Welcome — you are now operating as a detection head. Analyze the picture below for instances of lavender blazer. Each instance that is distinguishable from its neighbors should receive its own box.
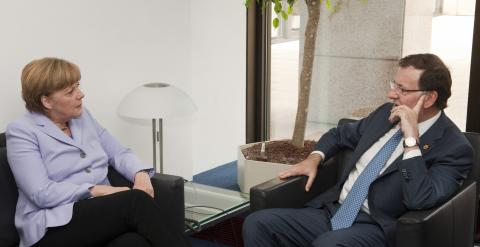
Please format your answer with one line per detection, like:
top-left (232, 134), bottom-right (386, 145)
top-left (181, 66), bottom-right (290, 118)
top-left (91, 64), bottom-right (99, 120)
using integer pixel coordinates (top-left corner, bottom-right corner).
top-left (6, 108), bottom-right (152, 247)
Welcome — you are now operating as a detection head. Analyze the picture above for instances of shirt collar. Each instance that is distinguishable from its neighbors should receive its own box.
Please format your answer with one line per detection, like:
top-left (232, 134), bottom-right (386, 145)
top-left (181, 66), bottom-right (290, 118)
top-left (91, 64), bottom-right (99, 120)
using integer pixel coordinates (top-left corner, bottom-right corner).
top-left (418, 111), bottom-right (441, 137)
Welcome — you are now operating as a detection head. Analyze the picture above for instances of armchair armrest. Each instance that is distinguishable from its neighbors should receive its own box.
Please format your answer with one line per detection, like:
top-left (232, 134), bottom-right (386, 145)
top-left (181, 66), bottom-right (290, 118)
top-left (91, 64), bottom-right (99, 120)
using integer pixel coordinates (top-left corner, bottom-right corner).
top-left (396, 182), bottom-right (476, 247)
top-left (250, 160), bottom-right (338, 212)
top-left (150, 173), bottom-right (185, 235)
top-left (107, 167), bottom-right (185, 235)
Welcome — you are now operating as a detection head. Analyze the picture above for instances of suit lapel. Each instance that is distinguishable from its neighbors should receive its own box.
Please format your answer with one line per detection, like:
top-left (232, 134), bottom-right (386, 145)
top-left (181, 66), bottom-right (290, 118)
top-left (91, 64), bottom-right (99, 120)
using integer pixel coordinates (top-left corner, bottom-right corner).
top-left (378, 111), bottom-right (450, 178)
top-left (70, 117), bottom-right (84, 145)
top-left (30, 112), bottom-right (83, 149)
top-left (416, 111), bottom-right (450, 156)
top-left (378, 155), bottom-right (402, 178)
top-left (339, 105), bottom-right (396, 183)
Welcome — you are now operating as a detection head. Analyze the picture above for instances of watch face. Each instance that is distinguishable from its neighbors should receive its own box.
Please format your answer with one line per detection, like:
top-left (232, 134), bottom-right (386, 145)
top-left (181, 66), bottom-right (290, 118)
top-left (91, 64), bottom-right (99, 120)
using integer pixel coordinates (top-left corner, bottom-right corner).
top-left (405, 137), bottom-right (417, 147)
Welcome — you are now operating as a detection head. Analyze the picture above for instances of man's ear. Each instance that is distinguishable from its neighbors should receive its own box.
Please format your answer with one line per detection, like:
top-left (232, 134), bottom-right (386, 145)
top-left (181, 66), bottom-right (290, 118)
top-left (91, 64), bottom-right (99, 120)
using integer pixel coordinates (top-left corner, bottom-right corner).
top-left (41, 95), bottom-right (53, 110)
top-left (423, 91), bottom-right (438, 108)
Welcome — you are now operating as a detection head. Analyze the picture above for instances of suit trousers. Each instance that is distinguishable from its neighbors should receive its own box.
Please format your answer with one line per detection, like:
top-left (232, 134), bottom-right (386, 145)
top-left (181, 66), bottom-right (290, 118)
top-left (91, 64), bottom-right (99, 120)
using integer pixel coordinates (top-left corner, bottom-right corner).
top-left (242, 203), bottom-right (387, 247)
top-left (32, 189), bottom-right (190, 247)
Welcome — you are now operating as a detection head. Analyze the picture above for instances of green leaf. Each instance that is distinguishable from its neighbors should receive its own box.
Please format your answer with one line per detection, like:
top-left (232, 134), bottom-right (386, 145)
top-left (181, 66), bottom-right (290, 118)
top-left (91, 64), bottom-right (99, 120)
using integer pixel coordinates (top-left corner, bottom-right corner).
top-left (274, 2), bottom-right (282, 14)
top-left (273, 17), bottom-right (279, 28)
top-left (325, 0), bottom-right (331, 10)
top-left (287, 5), bottom-right (293, 14)
top-left (287, 0), bottom-right (295, 6)
top-left (244, 0), bottom-right (250, 8)
top-left (281, 10), bottom-right (289, 20)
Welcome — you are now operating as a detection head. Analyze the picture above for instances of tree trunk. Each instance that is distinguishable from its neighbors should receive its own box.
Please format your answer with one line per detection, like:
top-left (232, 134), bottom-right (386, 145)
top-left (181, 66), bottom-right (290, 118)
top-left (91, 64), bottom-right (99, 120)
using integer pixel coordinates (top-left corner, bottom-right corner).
top-left (291, 0), bottom-right (320, 147)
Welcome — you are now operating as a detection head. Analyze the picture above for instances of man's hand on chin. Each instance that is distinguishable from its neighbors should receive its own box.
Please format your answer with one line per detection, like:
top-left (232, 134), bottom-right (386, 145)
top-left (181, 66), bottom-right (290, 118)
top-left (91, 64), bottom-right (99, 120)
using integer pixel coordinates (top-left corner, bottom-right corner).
top-left (389, 95), bottom-right (425, 138)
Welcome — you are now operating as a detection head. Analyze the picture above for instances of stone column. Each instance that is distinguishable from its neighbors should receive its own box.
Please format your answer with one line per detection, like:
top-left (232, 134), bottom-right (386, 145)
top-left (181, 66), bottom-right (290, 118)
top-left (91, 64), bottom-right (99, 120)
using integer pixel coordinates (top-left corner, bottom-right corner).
top-left (301, 0), bottom-right (435, 126)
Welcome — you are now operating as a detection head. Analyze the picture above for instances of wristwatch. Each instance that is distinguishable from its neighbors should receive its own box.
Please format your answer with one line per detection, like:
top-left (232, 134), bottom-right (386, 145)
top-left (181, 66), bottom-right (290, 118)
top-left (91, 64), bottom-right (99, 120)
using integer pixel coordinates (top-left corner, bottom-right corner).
top-left (403, 137), bottom-right (419, 148)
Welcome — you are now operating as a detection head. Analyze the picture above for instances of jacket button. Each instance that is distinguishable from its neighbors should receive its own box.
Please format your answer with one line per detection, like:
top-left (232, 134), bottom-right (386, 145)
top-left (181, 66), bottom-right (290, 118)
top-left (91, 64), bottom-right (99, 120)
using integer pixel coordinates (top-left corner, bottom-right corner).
top-left (85, 167), bottom-right (91, 173)
top-left (80, 152), bottom-right (86, 158)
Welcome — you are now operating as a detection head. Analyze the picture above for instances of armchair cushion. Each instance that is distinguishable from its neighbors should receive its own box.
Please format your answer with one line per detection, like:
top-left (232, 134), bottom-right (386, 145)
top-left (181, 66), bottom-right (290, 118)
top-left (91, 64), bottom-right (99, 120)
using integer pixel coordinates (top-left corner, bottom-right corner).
top-left (0, 147), bottom-right (20, 247)
top-left (396, 182), bottom-right (476, 247)
top-left (0, 132), bottom-right (5, 148)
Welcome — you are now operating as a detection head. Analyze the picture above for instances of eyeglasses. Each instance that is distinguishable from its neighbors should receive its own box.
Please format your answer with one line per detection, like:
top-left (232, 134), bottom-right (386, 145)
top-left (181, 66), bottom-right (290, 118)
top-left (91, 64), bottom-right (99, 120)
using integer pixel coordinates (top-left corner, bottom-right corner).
top-left (389, 80), bottom-right (425, 95)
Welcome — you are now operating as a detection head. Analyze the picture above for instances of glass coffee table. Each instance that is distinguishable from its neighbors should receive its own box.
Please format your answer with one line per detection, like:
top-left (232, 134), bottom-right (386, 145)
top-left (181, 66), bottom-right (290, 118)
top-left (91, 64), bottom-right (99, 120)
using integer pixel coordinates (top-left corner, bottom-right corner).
top-left (184, 182), bottom-right (250, 234)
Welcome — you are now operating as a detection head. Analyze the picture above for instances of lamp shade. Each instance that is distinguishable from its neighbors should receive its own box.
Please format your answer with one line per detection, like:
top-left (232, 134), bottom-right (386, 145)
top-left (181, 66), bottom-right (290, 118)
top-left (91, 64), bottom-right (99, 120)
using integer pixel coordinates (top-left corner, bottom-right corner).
top-left (117, 82), bottom-right (197, 119)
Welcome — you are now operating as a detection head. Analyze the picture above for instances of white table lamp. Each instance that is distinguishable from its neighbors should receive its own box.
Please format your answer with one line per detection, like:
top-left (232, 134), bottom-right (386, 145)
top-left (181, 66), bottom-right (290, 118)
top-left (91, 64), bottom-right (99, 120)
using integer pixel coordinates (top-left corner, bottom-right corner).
top-left (117, 82), bottom-right (196, 173)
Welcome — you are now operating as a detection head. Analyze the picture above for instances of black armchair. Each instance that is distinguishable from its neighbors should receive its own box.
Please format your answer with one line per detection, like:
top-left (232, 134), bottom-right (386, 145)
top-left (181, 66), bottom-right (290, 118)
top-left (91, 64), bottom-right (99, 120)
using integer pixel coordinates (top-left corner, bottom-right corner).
top-left (250, 120), bottom-right (480, 247)
top-left (0, 133), bottom-right (185, 247)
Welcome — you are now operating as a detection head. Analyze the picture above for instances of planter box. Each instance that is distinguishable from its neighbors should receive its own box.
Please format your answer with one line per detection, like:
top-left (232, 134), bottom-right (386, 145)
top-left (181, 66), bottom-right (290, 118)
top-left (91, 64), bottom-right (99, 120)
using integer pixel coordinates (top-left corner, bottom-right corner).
top-left (237, 142), bottom-right (290, 193)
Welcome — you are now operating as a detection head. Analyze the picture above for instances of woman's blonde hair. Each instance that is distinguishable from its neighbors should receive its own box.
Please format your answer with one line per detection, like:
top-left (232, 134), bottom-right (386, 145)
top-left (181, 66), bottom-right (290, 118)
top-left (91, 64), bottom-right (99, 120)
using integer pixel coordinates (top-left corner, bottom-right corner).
top-left (21, 57), bottom-right (81, 113)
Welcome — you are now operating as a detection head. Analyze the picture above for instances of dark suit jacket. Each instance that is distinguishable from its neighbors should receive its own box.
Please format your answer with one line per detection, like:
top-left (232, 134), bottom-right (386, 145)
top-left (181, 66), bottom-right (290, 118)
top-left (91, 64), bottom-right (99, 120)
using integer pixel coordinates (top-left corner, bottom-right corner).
top-left (306, 103), bottom-right (474, 247)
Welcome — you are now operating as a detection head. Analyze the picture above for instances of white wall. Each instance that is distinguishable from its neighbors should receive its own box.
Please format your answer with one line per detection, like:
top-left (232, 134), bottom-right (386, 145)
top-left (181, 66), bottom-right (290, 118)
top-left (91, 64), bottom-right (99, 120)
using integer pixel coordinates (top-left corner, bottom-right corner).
top-left (442, 0), bottom-right (476, 15)
top-left (0, 0), bottom-right (193, 177)
top-left (190, 0), bottom-right (246, 174)
top-left (0, 0), bottom-right (246, 179)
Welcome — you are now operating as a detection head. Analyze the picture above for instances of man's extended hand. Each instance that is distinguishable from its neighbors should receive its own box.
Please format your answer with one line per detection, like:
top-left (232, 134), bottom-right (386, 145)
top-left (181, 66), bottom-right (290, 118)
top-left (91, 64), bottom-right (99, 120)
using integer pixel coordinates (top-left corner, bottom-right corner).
top-left (389, 94), bottom-right (425, 138)
top-left (133, 171), bottom-right (154, 198)
top-left (278, 153), bottom-right (323, 192)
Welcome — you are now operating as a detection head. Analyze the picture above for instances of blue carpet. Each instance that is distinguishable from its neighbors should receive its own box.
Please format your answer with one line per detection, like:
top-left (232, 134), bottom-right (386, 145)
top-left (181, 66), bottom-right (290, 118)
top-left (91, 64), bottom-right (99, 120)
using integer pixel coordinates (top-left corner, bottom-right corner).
top-left (192, 161), bottom-right (240, 191)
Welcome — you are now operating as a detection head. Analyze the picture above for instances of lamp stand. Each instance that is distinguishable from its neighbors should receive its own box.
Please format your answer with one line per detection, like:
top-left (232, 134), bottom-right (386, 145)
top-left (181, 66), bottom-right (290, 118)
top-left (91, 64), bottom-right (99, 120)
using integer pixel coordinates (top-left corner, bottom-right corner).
top-left (151, 118), bottom-right (164, 173)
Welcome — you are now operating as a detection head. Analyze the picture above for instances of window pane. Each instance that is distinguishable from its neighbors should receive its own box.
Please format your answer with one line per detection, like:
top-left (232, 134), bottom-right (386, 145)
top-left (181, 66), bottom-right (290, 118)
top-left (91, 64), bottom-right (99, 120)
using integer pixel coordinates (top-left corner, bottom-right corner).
top-left (269, 0), bottom-right (476, 142)
top-left (270, 0), bottom-right (301, 140)
top-left (431, 14), bottom-right (475, 131)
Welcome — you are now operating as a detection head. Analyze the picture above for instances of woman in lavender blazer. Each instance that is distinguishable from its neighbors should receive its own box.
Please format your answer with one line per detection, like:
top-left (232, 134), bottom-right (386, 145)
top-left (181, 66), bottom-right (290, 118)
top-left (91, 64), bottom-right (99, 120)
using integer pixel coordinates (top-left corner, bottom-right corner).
top-left (6, 57), bottom-right (189, 247)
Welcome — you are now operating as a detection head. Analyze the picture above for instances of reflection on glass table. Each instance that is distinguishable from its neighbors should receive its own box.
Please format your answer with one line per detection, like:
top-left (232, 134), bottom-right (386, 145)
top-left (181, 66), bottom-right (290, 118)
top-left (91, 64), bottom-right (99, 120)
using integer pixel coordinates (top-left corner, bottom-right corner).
top-left (184, 182), bottom-right (249, 233)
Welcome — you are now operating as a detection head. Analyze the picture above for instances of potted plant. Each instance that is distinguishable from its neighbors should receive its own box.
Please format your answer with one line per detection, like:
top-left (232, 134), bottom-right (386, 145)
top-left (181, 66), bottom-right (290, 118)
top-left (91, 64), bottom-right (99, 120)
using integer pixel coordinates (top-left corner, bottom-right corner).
top-left (238, 0), bottom-right (365, 193)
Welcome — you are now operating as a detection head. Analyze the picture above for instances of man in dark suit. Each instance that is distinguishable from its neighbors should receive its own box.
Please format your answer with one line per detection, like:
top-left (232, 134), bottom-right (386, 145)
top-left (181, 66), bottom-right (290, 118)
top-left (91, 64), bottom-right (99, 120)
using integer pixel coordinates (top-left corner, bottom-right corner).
top-left (242, 53), bottom-right (474, 247)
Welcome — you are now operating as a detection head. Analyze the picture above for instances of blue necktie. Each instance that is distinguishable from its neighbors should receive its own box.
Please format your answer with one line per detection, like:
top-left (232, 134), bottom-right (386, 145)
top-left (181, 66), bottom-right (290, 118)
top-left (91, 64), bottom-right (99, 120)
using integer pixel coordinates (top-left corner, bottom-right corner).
top-left (330, 130), bottom-right (402, 230)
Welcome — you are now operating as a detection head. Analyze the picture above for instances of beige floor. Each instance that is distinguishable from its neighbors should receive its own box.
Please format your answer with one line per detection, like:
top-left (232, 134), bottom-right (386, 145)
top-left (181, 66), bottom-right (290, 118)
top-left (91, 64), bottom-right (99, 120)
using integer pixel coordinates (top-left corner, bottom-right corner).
top-left (270, 15), bottom-right (475, 141)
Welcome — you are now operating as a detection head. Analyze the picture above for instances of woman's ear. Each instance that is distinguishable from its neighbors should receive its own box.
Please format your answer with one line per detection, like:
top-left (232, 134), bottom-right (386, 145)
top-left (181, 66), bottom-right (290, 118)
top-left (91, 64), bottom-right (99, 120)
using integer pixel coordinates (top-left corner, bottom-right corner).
top-left (41, 95), bottom-right (53, 110)
top-left (423, 91), bottom-right (438, 108)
